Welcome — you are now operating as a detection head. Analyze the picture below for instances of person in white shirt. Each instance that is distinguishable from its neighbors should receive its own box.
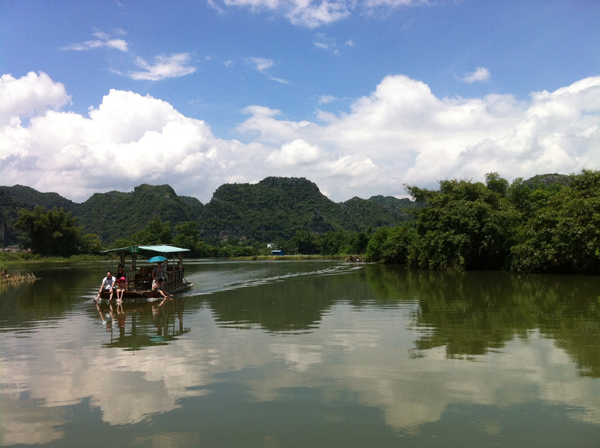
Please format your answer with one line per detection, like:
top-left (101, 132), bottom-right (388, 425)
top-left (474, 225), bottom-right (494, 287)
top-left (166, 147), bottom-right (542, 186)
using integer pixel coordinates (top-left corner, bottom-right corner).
top-left (95, 271), bottom-right (115, 301)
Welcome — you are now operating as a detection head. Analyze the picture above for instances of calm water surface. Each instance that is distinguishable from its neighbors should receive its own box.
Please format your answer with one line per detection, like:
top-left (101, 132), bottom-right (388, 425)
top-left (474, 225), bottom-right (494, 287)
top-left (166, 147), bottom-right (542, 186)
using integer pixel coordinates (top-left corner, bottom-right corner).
top-left (1, 260), bottom-right (599, 447)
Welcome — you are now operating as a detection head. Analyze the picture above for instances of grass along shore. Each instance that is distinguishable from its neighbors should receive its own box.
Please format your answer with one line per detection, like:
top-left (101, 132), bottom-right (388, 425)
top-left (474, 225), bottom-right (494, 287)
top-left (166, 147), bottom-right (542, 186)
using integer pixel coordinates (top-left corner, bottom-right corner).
top-left (0, 268), bottom-right (36, 285)
top-left (0, 252), bottom-right (112, 264)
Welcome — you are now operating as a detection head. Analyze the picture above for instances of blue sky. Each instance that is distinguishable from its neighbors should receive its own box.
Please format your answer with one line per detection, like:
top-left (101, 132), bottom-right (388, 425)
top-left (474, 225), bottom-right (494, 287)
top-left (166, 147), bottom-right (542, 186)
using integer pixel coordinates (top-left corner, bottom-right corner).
top-left (1, 0), bottom-right (599, 202)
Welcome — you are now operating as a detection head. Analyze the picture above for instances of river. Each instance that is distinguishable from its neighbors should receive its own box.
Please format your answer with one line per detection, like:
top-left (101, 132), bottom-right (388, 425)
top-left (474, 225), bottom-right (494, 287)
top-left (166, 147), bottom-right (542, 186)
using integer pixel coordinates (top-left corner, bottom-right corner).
top-left (1, 260), bottom-right (599, 447)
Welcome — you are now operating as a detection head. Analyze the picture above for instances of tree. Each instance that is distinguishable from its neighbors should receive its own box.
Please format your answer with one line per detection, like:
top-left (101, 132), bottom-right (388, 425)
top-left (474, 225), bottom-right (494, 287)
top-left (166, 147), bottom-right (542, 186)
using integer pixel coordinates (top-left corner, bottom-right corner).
top-left (292, 230), bottom-right (318, 255)
top-left (511, 169), bottom-right (600, 273)
top-left (146, 215), bottom-right (172, 244)
top-left (130, 216), bottom-right (172, 245)
top-left (485, 172), bottom-right (509, 197)
top-left (81, 233), bottom-right (103, 254)
top-left (406, 177), bottom-right (519, 270)
top-left (366, 224), bottom-right (416, 263)
top-left (173, 221), bottom-right (199, 251)
top-left (16, 206), bottom-right (84, 256)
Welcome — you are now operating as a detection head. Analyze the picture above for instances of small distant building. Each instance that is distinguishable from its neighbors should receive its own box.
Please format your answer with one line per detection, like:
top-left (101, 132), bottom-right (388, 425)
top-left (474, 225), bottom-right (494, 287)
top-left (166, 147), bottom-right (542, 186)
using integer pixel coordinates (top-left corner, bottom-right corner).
top-left (271, 249), bottom-right (285, 256)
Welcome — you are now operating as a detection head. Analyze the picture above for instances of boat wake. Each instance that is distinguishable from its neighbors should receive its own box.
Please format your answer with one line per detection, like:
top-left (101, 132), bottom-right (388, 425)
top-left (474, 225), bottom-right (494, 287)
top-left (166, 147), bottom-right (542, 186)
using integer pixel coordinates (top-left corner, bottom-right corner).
top-left (181, 263), bottom-right (361, 297)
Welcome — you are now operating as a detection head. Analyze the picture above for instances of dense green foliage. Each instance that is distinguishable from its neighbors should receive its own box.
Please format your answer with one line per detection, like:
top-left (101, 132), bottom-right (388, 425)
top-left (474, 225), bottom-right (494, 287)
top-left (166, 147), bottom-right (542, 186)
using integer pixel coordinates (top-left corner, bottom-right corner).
top-left (363, 170), bottom-right (600, 273)
top-left (15, 206), bottom-right (99, 257)
top-left (510, 170), bottom-right (600, 273)
top-left (365, 224), bottom-right (416, 264)
top-left (406, 177), bottom-right (519, 270)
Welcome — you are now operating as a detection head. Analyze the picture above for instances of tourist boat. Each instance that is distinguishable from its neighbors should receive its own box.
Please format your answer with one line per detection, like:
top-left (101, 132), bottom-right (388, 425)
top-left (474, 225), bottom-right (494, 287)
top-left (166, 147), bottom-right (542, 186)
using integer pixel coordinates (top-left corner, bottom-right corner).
top-left (98, 245), bottom-right (193, 301)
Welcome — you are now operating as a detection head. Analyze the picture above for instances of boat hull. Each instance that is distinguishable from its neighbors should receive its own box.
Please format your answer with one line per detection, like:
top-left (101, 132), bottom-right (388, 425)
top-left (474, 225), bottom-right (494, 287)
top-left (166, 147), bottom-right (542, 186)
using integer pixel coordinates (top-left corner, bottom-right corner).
top-left (98, 281), bottom-right (193, 302)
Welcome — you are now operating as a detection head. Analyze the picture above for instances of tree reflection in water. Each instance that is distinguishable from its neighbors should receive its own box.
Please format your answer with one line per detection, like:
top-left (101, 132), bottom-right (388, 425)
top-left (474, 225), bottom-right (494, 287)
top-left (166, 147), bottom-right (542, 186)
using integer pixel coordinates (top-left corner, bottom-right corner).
top-left (365, 265), bottom-right (600, 377)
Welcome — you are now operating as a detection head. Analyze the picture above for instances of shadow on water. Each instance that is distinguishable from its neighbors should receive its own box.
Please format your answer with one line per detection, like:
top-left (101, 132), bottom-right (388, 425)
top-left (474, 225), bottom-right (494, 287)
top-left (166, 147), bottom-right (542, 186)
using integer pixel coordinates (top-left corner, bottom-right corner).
top-left (365, 265), bottom-right (600, 378)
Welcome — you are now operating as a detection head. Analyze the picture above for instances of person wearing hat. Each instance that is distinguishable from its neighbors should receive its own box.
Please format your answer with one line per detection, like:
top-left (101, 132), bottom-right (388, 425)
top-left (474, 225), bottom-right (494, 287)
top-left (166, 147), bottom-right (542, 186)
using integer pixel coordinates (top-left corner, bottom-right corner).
top-left (115, 276), bottom-right (128, 302)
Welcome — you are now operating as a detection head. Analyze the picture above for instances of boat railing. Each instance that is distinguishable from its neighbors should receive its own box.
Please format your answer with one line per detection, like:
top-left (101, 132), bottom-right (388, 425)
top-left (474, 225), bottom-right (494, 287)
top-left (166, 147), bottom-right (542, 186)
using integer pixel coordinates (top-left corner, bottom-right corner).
top-left (164, 268), bottom-right (185, 292)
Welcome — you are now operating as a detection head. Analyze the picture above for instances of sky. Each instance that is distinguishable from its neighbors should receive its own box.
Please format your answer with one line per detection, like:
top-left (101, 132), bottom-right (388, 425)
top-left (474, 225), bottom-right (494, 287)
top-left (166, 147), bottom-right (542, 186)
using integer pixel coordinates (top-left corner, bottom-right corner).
top-left (0, 0), bottom-right (599, 203)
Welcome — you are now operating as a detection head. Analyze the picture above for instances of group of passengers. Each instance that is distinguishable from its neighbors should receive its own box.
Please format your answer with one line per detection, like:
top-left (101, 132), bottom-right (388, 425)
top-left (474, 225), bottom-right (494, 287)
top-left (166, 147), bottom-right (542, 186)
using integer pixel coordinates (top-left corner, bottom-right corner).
top-left (95, 261), bottom-right (172, 302)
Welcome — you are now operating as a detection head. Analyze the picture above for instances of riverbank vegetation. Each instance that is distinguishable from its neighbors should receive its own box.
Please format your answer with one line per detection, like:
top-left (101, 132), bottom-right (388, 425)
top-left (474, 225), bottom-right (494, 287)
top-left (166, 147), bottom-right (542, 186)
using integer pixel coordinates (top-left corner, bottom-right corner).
top-left (367, 170), bottom-right (598, 273)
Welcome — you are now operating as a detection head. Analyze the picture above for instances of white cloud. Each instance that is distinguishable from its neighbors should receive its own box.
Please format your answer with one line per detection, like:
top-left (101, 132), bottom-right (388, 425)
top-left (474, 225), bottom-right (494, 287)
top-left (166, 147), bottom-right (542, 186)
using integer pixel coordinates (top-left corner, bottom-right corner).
top-left (266, 139), bottom-right (322, 166)
top-left (210, 0), bottom-right (426, 27)
top-left (286, 1), bottom-right (350, 28)
top-left (61, 31), bottom-right (128, 52)
top-left (462, 67), bottom-right (491, 84)
top-left (318, 94), bottom-right (338, 104)
top-left (246, 57), bottom-right (290, 84)
top-left (314, 33), bottom-right (338, 52)
top-left (1, 72), bottom-right (599, 203)
top-left (0, 72), bottom-right (71, 121)
top-left (128, 54), bottom-right (197, 81)
top-left (248, 57), bottom-right (274, 73)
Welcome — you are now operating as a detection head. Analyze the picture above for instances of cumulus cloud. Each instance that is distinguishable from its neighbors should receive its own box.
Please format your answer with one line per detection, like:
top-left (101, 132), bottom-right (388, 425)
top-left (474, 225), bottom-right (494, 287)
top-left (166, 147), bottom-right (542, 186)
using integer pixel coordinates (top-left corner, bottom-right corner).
top-left (0, 72), bottom-right (71, 121)
top-left (61, 31), bottom-right (128, 52)
top-left (266, 139), bottom-right (322, 166)
top-left (462, 67), bottom-right (491, 83)
top-left (1, 71), bottom-right (599, 203)
top-left (128, 53), bottom-right (197, 81)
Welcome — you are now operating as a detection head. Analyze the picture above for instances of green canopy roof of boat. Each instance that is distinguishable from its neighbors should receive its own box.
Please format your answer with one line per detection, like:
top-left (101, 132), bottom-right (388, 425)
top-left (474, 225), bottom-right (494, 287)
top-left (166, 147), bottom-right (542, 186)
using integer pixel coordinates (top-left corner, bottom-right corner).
top-left (103, 245), bottom-right (190, 254)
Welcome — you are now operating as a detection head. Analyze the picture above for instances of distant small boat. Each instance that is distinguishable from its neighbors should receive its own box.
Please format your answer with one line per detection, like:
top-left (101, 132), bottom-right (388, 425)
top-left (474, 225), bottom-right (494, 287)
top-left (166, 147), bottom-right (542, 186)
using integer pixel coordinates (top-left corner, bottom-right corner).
top-left (97, 245), bottom-right (193, 301)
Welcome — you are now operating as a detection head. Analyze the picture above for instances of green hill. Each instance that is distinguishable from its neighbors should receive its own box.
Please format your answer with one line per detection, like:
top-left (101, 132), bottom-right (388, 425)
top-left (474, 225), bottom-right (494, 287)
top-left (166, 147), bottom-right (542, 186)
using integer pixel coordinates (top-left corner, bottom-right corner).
top-left (197, 177), bottom-right (416, 242)
top-left (76, 184), bottom-right (204, 243)
top-left (523, 173), bottom-right (572, 189)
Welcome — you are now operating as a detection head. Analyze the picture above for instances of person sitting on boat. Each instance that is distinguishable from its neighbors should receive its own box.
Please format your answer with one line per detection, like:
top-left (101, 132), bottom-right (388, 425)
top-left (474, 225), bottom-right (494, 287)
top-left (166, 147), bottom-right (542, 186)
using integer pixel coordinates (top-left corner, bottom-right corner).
top-left (95, 271), bottom-right (115, 301)
top-left (115, 276), bottom-right (128, 302)
top-left (152, 277), bottom-right (172, 299)
top-left (115, 264), bottom-right (126, 280)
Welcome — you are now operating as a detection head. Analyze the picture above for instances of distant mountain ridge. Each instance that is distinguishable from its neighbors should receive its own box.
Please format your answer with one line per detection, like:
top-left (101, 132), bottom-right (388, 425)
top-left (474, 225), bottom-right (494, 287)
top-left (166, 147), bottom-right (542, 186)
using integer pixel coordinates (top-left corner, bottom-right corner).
top-left (1, 173), bottom-right (571, 247)
top-left (0, 184), bottom-right (204, 246)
